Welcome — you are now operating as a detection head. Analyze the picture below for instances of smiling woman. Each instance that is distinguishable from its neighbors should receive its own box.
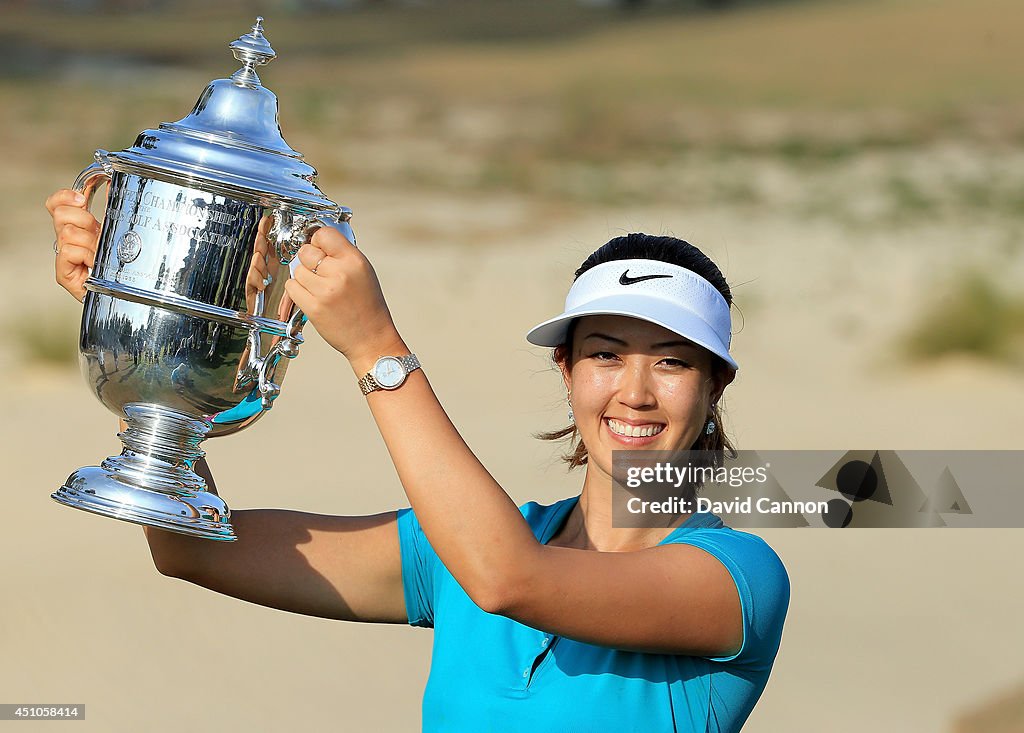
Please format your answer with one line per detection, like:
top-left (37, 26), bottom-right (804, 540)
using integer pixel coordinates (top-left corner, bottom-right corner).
top-left (534, 235), bottom-right (740, 469)
top-left (397, 234), bottom-right (790, 731)
top-left (46, 185), bottom-right (788, 733)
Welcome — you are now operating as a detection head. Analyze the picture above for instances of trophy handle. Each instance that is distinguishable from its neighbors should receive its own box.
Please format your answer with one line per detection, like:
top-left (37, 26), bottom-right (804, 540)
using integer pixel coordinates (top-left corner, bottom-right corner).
top-left (269, 206), bottom-right (356, 263)
top-left (253, 207), bottom-right (355, 408)
top-left (303, 207), bottom-right (357, 251)
top-left (73, 149), bottom-right (114, 212)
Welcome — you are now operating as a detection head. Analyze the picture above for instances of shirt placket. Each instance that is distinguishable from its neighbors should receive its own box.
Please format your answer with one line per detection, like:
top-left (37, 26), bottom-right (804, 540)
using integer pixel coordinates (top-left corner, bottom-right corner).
top-left (519, 631), bottom-right (558, 690)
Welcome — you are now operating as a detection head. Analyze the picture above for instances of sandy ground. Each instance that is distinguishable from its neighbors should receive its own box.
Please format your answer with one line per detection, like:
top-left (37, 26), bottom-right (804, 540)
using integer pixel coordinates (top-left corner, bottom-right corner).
top-left (2, 180), bottom-right (1024, 732)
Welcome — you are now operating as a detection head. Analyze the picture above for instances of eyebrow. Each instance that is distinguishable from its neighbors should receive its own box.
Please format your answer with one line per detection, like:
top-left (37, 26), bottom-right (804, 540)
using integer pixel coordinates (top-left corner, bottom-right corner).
top-left (581, 332), bottom-right (698, 350)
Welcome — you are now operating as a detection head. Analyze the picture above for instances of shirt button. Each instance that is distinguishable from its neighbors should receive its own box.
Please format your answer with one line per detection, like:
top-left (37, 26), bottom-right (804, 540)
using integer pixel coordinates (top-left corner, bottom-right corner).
top-left (541, 638), bottom-right (550, 647)
top-left (523, 670), bottom-right (529, 678)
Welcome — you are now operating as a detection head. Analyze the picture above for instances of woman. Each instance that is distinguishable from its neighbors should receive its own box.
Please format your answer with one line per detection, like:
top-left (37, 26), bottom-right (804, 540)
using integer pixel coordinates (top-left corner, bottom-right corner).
top-left (46, 189), bottom-right (790, 732)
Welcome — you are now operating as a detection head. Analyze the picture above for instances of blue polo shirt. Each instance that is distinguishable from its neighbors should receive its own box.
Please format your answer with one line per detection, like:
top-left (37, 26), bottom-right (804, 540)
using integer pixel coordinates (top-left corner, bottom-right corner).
top-left (397, 496), bottom-right (789, 733)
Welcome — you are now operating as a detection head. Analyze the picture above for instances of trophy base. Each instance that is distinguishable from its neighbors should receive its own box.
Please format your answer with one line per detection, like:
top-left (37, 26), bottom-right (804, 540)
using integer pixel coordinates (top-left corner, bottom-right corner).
top-left (52, 403), bottom-right (236, 542)
top-left (53, 466), bottom-right (235, 541)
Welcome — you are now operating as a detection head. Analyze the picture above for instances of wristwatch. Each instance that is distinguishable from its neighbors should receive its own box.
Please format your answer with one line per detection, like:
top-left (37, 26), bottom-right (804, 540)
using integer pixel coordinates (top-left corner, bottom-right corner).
top-left (358, 354), bottom-right (421, 395)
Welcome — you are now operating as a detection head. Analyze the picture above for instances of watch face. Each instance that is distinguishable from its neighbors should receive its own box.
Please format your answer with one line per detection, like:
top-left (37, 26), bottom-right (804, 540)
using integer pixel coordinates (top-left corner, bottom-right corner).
top-left (373, 357), bottom-right (406, 389)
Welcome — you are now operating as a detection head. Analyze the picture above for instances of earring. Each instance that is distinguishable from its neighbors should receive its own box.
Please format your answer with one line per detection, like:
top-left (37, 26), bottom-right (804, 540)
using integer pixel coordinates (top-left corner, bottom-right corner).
top-left (567, 390), bottom-right (574, 424)
top-left (705, 402), bottom-right (720, 435)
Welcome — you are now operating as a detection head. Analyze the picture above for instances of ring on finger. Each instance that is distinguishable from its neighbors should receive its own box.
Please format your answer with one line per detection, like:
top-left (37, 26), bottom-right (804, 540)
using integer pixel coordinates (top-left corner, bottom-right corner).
top-left (53, 239), bottom-right (61, 255)
top-left (312, 256), bottom-right (325, 274)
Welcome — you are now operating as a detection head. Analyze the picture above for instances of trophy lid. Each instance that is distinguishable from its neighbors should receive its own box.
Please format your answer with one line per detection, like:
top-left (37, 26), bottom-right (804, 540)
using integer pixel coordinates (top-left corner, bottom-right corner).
top-left (106, 18), bottom-right (336, 211)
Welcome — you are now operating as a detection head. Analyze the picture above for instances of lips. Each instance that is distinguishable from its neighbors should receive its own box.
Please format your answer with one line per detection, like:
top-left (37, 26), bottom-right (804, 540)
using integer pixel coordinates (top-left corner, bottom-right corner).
top-left (606, 418), bottom-right (665, 440)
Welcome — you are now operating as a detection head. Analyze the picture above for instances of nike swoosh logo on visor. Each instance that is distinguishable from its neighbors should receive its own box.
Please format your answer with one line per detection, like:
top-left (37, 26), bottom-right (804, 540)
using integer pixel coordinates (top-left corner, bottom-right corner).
top-left (619, 270), bottom-right (674, 286)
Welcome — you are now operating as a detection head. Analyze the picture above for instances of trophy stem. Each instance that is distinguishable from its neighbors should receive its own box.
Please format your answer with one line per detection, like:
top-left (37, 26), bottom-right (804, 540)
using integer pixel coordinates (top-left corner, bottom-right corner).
top-left (52, 403), bottom-right (236, 541)
top-left (109, 403), bottom-right (210, 493)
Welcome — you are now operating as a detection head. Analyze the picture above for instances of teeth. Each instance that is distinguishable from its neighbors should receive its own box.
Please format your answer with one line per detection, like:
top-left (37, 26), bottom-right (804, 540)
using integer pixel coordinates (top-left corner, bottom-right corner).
top-left (608, 419), bottom-right (664, 438)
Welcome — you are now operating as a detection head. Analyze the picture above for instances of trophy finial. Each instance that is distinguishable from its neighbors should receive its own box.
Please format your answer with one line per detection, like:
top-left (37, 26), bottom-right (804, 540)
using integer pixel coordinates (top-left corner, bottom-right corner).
top-left (230, 16), bottom-right (277, 87)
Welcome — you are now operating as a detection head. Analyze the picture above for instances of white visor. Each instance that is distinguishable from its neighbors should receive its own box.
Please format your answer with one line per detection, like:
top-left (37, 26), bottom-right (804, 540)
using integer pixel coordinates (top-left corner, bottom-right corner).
top-left (525, 258), bottom-right (738, 371)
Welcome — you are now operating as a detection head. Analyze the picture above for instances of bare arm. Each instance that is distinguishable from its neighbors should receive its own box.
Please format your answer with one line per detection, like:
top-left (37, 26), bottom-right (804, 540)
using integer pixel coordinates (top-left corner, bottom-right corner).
top-left (345, 359), bottom-right (741, 654)
top-left (144, 458), bottom-right (407, 624)
top-left (282, 228), bottom-right (744, 656)
top-left (47, 190), bottom-right (408, 627)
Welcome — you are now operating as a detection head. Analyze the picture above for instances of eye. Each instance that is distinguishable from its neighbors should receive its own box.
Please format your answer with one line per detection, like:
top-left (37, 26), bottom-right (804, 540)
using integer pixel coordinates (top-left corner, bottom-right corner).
top-left (659, 357), bottom-right (693, 369)
top-left (588, 351), bottom-right (618, 362)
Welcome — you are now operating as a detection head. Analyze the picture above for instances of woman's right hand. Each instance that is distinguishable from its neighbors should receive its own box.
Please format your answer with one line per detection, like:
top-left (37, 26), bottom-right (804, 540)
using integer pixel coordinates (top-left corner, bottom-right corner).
top-left (45, 188), bottom-right (101, 302)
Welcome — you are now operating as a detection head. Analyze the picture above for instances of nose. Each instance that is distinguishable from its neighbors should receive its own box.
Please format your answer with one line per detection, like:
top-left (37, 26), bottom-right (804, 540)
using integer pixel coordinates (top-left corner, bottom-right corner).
top-left (617, 359), bottom-right (656, 409)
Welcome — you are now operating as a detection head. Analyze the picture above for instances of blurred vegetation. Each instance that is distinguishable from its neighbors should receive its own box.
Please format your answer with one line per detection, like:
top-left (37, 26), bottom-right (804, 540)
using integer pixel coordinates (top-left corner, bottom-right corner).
top-left (1, 0), bottom-right (834, 57)
top-left (905, 271), bottom-right (1024, 366)
top-left (3, 0), bottom-right (1024, 223)
top-left (3, 0), bottom-right (1024, 371)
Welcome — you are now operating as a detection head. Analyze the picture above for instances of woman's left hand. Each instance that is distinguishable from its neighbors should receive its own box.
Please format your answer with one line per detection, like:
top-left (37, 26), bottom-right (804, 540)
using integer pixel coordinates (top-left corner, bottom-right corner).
top-left (284, 225), bottom-right (404, 368)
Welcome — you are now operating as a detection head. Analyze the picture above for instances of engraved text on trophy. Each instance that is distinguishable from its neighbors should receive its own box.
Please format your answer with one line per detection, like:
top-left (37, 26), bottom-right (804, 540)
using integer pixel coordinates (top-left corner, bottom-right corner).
top-left (95, 173), bottom-right (264, 314)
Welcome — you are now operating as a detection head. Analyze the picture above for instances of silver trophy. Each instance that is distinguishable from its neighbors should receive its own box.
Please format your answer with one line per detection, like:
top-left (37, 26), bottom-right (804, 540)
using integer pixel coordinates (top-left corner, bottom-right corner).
top-left (52, 18), bottom-right (352, 541)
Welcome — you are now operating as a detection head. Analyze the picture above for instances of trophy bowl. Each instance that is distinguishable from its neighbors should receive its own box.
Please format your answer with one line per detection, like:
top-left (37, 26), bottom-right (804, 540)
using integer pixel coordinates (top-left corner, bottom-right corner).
top-left (51, 18), bottom-right (353, 541)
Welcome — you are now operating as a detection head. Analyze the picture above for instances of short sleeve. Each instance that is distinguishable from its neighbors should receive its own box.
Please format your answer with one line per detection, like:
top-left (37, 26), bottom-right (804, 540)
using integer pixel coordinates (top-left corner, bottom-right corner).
top-left (396, 507), bottom-right (441, 628)
top-left (665, 529), bottom-right (790, 668)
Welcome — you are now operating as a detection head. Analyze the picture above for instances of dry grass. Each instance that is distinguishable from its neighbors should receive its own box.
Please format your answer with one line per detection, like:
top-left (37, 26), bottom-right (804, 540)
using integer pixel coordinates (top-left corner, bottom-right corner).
top-left (2, 0), bottom-right (1021, 222)
top-left (5, 0), bottom-right (1023, 219)
top-left (7, 0), bottom-right (1024, 111)
top-left (905, 271), bottom-right (1024, 366)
